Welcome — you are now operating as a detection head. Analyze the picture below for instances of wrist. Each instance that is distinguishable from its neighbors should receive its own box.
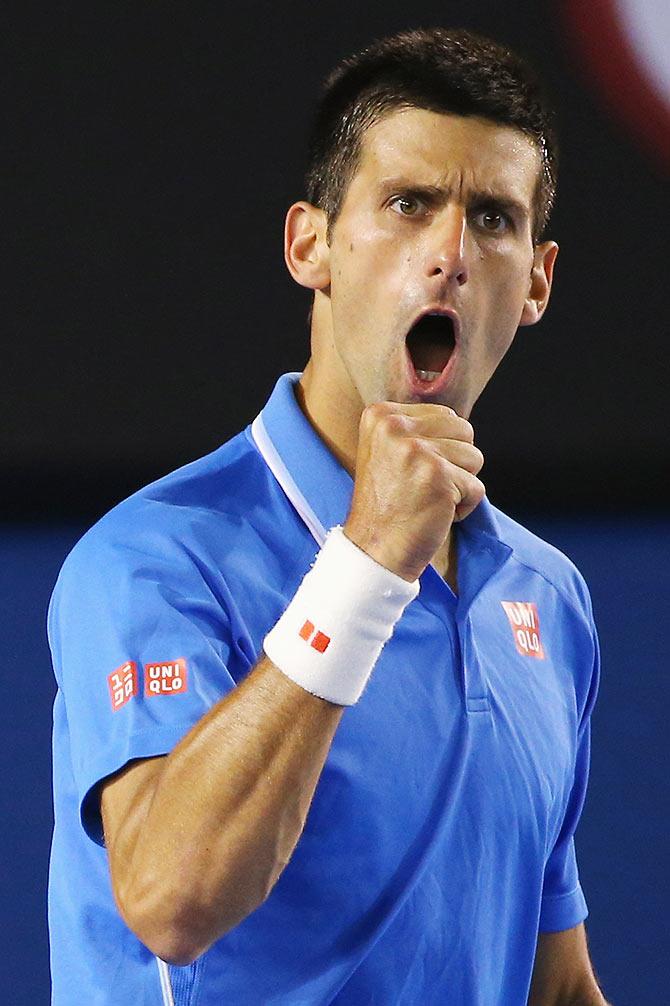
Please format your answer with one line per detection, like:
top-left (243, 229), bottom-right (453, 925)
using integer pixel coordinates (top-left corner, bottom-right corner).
top-left (263, 525), bottom-right (420, 705)
top-left (342, 523), bottom-right (425, 583)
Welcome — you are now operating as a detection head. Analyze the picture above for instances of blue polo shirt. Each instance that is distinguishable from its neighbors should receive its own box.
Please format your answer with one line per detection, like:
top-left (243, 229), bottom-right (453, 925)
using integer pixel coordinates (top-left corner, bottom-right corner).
top-left (48, 371), bottom-right (600, 1005)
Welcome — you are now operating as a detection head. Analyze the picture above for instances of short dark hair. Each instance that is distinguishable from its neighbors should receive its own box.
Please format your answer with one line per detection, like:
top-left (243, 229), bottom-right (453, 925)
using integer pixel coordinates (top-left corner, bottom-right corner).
top-left (305, 27), bottom-right (558, 245)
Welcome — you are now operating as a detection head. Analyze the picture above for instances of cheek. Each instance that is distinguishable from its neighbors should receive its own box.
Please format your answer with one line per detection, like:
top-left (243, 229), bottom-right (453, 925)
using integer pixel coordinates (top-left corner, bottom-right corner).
top-left (479, 254), bottom-right (531, 322)
top-left (332, 230), bottom-right (409, 312)
top-left (470, 273), bottom-right (529, 367)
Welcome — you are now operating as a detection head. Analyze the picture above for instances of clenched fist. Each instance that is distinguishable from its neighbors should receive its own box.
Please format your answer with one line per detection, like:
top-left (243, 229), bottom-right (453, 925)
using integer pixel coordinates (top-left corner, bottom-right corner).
top-left (344, 402), bottom-right (485, 583)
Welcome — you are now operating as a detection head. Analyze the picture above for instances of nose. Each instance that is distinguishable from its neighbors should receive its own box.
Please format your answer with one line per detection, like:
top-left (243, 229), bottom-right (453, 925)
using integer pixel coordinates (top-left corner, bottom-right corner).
top-left (424, 206), bottom-right (468, 287)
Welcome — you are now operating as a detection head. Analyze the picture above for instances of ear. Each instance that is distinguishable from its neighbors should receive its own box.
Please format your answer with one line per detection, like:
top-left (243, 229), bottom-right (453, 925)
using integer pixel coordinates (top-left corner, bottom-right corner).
top-left (519, 240), bottom-right (559, 327)
top-left (284, 201), bottom-right (331, 290)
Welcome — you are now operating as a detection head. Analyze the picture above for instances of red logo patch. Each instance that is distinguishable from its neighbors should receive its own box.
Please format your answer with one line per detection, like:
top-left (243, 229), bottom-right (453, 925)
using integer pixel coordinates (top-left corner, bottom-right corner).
top-left (144, 658), bottom-right (188, 696)
top-left (299, 619), bottom-right (331, 653)
top-left (501, 601), bottom-right (545, 659)
top-left (108, 661), bottom-right (138, 711)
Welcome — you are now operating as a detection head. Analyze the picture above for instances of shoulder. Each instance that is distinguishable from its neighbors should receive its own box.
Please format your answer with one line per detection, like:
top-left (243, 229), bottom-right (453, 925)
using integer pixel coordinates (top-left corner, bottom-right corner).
top-left (490, 504), bottom-right (594, 625)
top-left (483, 504), bottom-right (601, 724)
top-left (51, 427), bottom-right (287, 597)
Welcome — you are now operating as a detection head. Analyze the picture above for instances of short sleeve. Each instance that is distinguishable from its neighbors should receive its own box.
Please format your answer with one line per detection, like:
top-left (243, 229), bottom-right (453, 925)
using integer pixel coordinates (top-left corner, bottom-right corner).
top-left (48, 518), bottom-right (242, 845)
top-left (538, 619), bottom-right (600, 932)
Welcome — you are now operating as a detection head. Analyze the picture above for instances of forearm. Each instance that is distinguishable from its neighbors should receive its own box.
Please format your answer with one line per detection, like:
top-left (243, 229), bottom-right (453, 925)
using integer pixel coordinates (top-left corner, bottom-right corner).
top-left (547, 984), bottom-right (611, 1006)
top-left (567, 994), bottom-right (611, 1006)
top-left (109, 655), bottom-right (344, 963)
top-left (529, 988), bottom-right (611, 1006)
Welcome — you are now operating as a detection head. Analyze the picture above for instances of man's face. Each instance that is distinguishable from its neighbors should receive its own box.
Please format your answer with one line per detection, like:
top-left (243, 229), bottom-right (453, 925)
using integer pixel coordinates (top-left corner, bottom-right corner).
top-left (320, 107), bottom-right (551, 419)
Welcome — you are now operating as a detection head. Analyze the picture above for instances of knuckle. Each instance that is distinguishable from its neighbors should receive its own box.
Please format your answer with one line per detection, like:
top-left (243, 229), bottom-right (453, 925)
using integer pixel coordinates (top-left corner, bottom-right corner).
top-left (398, 435), bottom-right (425, 464)
top-left (447, 482), bottom-right (463, 506)
top-left (361, 401), bottom-right (386, 428)
top-left (407, 434), bottom-right (427, 454)
top-left (469, 445), bottom-right (485, 473)
top-left (435, 458), bottom-right (458, 490)
top-left (460, 418), bottom-right (475, 443)
top-left (470, 475), bottom-right (486, 502)
top-left (382, 412), bottom-right (409, 437)
top-left (425, 455), bottom-right (445, 483)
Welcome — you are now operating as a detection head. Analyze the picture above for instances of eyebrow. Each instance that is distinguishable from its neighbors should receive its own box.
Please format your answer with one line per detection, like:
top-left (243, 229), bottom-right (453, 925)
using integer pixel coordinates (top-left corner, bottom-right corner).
top-left (378, 178), bottom-right (530, 221)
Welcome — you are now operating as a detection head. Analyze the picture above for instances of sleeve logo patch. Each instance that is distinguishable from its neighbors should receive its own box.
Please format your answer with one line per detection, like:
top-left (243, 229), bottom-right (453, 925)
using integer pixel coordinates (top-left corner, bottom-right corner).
top-left (108, 661), bottom-right (139, 711)
top-left (501, 601), bottom-right (545, 659)
top-left (144, 658), bottom-right (188, 696)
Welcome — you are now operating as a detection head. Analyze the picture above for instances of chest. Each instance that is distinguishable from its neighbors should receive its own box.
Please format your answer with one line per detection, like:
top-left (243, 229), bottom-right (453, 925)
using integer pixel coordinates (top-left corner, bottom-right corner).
top-left (299, 589), bottom-right (579, 884)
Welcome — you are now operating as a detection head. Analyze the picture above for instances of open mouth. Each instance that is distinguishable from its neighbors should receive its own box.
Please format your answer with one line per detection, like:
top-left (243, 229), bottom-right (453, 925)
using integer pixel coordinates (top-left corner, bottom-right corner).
top-left (405, 313), bottom-right (457, 386)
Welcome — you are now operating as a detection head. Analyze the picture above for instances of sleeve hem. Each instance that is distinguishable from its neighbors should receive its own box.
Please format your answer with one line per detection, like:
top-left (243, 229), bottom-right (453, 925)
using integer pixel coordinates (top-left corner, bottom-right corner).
top-left (77, 722), bottom-right (204, 846)
top-left (538, 884), bottom-right (588, 933)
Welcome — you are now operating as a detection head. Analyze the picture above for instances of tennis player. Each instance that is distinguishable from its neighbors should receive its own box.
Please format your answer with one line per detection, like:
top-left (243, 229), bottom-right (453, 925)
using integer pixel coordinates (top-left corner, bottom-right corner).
top-left (48, 26), bottom-right (612, 1005)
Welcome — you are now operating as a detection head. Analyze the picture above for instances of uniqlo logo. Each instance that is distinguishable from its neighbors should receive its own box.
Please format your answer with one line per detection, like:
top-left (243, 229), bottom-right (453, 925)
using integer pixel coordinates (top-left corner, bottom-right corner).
top-left (108, 661), bottom-right (138, 711)
top-left (298, 619), bottom-right (331, 653)
top-left (501, 601), bottom-right (545, 659)
top-left (144, 658), bottom-right (188, 696)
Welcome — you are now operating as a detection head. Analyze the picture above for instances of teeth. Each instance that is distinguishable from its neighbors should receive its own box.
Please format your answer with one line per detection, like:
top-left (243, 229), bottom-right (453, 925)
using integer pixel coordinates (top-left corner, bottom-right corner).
top-left (416, 369), bottom-right (441, 381)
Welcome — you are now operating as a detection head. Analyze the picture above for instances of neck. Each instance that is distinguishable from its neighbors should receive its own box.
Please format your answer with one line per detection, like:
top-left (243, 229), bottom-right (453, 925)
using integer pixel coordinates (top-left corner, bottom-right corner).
top-left (295, 356), bottom-right (361, 478)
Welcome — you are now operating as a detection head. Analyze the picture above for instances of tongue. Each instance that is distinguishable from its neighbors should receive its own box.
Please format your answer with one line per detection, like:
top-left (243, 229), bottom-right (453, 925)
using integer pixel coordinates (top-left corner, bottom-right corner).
top-left (410, 334), bottom-right (452, 373)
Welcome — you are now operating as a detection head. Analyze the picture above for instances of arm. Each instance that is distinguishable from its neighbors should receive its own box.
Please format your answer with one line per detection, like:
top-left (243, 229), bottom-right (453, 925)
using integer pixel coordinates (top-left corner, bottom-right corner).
top-left (101, 655), bottom-right (344, 965)
top-left (101, 402), bottom-right (483, 965)
top-left (527, 923), bottom-right (612, 1006)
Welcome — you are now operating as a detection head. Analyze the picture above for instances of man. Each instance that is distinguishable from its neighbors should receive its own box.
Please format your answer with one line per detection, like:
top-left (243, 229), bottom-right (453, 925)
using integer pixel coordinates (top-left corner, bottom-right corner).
top-left (48, 27), bottom-right (611, 1005)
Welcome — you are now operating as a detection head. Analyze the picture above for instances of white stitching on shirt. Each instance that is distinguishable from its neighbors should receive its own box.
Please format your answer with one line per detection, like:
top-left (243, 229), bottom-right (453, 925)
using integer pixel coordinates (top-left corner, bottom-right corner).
top-left (156, 957), bottom-right (175, 1006)
top-left (251, 413), bottom-right (326, 546)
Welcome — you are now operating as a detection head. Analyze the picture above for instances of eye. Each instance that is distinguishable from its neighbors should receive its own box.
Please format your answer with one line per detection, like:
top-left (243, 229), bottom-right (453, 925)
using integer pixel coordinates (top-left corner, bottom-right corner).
top-left (389, 194), bottom-right (426, 217)
top-left (474, 208), bottom-right (511, 233)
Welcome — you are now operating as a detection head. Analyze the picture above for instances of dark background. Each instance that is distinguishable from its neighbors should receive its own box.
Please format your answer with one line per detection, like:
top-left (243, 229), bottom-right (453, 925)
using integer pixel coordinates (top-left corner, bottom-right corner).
top-left (6, 1), bottom-right (669, 519)
top-left (2, 2), bottom-right (668, 1003)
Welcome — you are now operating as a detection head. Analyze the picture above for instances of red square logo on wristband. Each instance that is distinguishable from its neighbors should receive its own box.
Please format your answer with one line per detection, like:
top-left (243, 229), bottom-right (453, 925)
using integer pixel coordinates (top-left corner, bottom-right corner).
top-left (299, 620), bottom-right (331, 653)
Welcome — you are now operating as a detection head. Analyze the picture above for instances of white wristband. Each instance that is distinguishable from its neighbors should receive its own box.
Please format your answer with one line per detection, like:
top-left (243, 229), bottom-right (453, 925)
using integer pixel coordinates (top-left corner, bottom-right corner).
top-left (263, 525), bottom-right (420, 705)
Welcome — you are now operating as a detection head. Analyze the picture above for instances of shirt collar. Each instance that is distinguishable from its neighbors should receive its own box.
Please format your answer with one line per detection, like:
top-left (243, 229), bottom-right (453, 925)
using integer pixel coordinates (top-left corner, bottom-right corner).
top-left (250, 372), bottom-right (354, 544)
top-left (250, 371), bottom-right (512, 566)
